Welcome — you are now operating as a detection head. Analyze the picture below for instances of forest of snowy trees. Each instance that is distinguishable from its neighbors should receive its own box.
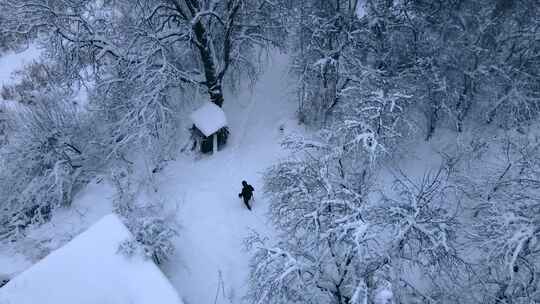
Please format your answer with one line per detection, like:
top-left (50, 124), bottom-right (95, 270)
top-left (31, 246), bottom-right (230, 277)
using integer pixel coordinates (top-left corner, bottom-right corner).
top-left (0, 0), bottom-right (539, 303)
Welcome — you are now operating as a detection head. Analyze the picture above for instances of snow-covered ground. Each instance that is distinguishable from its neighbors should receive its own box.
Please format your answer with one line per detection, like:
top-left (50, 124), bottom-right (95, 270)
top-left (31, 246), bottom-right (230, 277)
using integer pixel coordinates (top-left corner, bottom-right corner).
top-left (158, 53), bottom-right (299, 304)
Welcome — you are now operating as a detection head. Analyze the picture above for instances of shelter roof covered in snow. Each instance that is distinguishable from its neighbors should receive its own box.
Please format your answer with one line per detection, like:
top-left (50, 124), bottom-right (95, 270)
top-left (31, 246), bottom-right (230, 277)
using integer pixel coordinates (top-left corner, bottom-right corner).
top-left (190, 102), bottom-right (227, 137)
top-left (0, 214), bottom-right (183, 304)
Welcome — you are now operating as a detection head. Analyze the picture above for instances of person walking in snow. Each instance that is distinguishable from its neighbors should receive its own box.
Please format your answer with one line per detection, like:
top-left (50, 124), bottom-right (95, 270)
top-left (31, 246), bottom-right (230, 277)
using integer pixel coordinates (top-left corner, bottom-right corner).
top-left (238, 180), bottom-right (254, 210)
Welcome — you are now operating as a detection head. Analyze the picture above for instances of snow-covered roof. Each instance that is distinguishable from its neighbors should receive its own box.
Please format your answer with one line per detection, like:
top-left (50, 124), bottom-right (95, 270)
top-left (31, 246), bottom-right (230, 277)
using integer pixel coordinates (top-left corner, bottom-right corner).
top-left (190, 102), bottom-right (227, 137)
top-left (0, 214), bottom-right (183, 304)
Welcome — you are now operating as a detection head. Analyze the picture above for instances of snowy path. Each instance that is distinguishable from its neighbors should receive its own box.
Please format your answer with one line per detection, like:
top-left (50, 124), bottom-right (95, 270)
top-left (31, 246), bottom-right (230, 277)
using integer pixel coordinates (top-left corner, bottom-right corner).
top-left (158, 53), bottom-right (297, 304)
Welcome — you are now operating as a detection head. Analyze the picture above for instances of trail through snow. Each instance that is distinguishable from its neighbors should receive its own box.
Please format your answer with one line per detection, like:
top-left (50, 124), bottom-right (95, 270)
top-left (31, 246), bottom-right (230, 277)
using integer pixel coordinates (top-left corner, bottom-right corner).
top-left (158, 53), bottom-right (298, 304)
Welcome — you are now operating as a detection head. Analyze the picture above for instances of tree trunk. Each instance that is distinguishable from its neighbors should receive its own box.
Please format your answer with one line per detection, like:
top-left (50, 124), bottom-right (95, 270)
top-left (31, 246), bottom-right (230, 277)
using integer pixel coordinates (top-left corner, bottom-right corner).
top-left (192, 20), bottom-right (225, 107)
top-left (425, 102), bottom-right (439, 141)
top-left (456, 74), bottom-right (472, 133)
top-left (213, 133), bottom-right (218, 154)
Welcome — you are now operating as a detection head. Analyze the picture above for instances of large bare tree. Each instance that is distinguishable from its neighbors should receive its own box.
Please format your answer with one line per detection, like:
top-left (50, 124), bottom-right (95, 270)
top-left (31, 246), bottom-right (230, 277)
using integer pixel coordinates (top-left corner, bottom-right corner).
top-left (1, 0), bottom-right (285, 106)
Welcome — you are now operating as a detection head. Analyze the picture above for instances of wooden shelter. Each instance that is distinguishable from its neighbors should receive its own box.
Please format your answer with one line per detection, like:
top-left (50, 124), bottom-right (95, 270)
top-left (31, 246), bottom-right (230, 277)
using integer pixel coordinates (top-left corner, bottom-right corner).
top-left (190, 102), bottom-right (229, 154)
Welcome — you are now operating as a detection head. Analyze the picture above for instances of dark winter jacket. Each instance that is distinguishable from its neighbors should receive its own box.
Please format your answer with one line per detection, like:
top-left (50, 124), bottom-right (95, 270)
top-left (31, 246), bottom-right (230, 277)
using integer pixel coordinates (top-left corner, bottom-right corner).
top-left (239, 183), bottom-right (254, 199)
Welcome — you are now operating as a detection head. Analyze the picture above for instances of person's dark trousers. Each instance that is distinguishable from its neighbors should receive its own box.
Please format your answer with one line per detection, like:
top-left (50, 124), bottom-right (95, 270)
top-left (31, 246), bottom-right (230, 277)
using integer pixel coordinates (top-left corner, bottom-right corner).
top-left (243, 196), bottom-right (252, 210)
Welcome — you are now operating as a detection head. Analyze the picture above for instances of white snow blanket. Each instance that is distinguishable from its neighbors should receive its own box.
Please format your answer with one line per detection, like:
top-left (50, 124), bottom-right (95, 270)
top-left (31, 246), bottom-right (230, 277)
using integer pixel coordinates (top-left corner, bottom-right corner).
top-left (0, 214), bottom-right (183, 304)
top-left (190, 102), bottom-right (227, 137)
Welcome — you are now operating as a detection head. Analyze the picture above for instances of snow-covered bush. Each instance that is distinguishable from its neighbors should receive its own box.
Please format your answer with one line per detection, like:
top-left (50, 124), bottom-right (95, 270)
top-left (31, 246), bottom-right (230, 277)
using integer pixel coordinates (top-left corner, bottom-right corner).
top-left (246, 153), bottom-right (371, 303)
top-left (453, 135), bottom-right (540, 303)
top-left (371, 169), bottom-right (469, 303)
top-left (0, 94), bottom-right (102, 241)
top-left (247, 132), bottom-right (468, 303)
top-left (117, 239), bottom-right (140, 258)
top-left (116, 201), bottom-right (179, 265)
top-left (124, 212), bottom-right (178, 265)
top-left (0, 61), bottom-right (53, 105)
top-left (111, 165), bottom-right (178, 265)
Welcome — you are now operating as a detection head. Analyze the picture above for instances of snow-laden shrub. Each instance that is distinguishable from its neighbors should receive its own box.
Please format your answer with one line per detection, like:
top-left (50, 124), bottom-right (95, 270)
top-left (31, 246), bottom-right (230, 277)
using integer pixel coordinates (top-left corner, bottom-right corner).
top-left (0, 62), bottom-right (52, 105)
top-left (0, 94), bottom-right (102, 241)
top-left (247, 135), bottom-right (467, 303)
top-left (246, 149), bottom-right (371, 303)
top-left (454, 135), bottom-right (540, 303)
top-left (117, 239), bottom-right (141, 258)
top-left (115, 203), bottom-right (179, 265)
top-left (111, 165), bottom-right (178, 265)
top-left (124, 213), bottom-right (178, 265)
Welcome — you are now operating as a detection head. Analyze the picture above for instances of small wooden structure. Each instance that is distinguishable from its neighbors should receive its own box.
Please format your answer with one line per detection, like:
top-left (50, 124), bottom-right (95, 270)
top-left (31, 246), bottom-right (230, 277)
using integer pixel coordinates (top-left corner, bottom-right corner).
top-left (190, 102), bottom-right (229, 154)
